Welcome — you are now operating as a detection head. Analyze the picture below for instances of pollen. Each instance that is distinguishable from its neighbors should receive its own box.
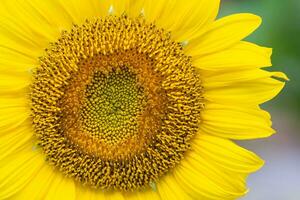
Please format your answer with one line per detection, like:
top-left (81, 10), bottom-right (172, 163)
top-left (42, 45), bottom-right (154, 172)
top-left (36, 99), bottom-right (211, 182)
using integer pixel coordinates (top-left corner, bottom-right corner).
top-left (30, 15), bottom-right (203, 191)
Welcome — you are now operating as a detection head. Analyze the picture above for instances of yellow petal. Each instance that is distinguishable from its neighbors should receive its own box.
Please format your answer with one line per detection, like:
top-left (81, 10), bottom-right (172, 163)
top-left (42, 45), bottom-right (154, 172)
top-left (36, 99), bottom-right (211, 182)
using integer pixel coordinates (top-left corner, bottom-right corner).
top-left (0, 73), bottom-right (30, 94)
top-left (0, 117), bottom-right (28, 137)
top-left (0, 106), bottom-right (30, 134)
top-left (125, 188), bottom-right (161, 200)
top-left (157, 174), bottom-right (192, 200)
top-left (10, 161), bottom-right (76, 199)
top-left (75, 185), bottom-right (105, 200)
top-left (132, 0), bottom-right (169, 23)
top-left (0, 123), bottom-right (33, 161)
top-left (12, 164), bottom-right (56, 200)
top-left (77, 187), bottom-right (158, 200)
top-left (186, 14), bottom-right (262, 56)
top-left (202, 69), bottom-right (287, 90)
top-left (204, 74), bottom-right (286, 105)
top-left (25, 0), bottom-right (74, 31)
top-left (194, 41), bottom-right (272, 70)
top-left (0, 98), bottom-right (31, 165)
top-left (108, 0), bottom-right (133, 16)
top-left (123, 0), bottom-right (144, 18)
top-left (57, 0), bottom-right (135, 25)
top-left (176, 153), bottom-right (247, 199)
top-left (76, 181), bottom-right (160, 200)
top-left (0, 96), bottom-right (28, 109)
top-left (193, 134), bottom-right (264, 173)
top-left (76, 186), bottom-right (127, 200)
top-left (174, 162), bottom-right (241, 200)
top-left (172, 133), bottom-right (264, 199)
top-left (140, 0), bottom-right (220, 41)
top-left (0, 0), bottom-right (59, 54)
top-left (169, 0), bottom-right (220, 41)
top-left (0, 47), bottom-right (37, 72)
top-left (0, 0), bottom-right (61, 74)
top-left (135, 191), bottom-right (160, 200)
top-left (0, 146), bottom-right (44, 199)
top-left (200, 103), bottom-right (275, 139)
top-left (103, 191), bottom-right (125, 200)
top-left (0, 33), bottom-right (40, 61)
top-left (56, 0), bottom-right (106, 24)
top-left (44, 170), bottom-right (76, 200)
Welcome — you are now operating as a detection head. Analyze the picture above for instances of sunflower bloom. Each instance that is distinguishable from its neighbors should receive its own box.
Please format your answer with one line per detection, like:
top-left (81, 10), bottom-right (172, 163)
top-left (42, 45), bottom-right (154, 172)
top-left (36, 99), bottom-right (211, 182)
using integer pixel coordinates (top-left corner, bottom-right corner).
top-left (0, 0), bottom-right (287, 199)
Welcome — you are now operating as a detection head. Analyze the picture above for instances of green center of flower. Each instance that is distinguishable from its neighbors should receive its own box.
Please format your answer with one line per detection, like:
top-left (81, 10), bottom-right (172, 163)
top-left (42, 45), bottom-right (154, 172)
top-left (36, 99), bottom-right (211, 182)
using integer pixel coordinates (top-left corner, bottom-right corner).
top-left (30, 15), bottom-right (203, 191)
top-left (81, 69), bottom-right (146, 144)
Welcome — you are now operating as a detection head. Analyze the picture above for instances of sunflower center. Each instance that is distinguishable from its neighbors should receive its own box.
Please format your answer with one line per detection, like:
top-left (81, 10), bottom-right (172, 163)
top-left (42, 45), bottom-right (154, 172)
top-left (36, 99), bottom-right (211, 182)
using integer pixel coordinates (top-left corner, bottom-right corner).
top-left (81, 69), bottom-right (146, 143)
top-left (30, 15), bottom-right (203, 191)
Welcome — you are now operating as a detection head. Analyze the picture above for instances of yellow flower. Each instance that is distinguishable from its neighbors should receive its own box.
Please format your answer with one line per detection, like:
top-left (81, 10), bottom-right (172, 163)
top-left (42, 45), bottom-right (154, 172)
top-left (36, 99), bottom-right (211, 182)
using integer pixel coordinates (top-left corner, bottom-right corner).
top-left (0, 0), bottom-right (287, 199)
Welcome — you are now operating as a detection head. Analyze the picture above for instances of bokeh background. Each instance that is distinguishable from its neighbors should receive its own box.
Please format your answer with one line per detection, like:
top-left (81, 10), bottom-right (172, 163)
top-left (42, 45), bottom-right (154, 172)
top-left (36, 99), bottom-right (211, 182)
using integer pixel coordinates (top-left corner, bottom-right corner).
top-left (219, 1), bottom-right (300, 199)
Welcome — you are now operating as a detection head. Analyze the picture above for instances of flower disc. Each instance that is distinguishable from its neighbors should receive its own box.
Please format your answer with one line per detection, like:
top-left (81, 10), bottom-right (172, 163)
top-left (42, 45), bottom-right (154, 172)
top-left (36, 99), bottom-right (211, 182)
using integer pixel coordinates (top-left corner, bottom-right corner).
top-left (30, 16), bottom-right (203, 191)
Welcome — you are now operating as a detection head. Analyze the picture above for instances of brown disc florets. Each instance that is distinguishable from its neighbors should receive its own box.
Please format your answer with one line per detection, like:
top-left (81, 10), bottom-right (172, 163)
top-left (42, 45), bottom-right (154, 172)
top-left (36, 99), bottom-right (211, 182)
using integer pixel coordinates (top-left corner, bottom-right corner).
top-left (30, 15), bottom-right (203, 191)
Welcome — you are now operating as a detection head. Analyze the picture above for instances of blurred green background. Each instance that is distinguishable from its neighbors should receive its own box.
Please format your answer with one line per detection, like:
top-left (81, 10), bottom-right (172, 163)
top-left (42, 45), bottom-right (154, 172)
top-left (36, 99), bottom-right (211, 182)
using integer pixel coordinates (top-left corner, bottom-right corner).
top-left (219, 1), bottom-right (300, 199)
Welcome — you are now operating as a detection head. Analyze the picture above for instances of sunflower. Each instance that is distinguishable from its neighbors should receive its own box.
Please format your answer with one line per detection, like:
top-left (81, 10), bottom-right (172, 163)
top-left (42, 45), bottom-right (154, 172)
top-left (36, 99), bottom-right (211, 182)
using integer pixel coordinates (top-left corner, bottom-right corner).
top-left (0, 0), bottom-right (287, 199)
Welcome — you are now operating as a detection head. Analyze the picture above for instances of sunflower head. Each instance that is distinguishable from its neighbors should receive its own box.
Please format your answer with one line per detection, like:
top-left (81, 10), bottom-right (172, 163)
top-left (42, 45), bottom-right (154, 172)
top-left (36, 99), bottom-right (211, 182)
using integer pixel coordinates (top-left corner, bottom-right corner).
top-left (29, 15), bottom-right (204, 191)
top-left (0, 0), bottom-right (287, 199)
